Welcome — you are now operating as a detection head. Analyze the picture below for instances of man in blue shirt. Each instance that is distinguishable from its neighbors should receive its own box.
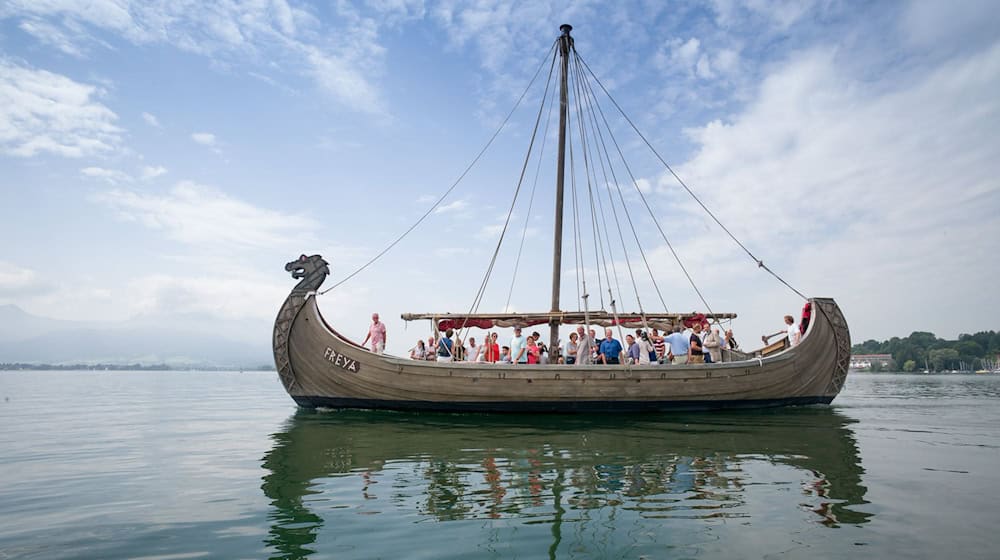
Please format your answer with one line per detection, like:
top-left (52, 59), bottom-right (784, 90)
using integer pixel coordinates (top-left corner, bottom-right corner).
top-left (599, 328), bottom-right (623, 365)
top-left (509, 326), bottom-right (528, 364)
top-left (665, 326), bottom-right (690, 364)
top-left (437, 328), bottom-right (455, 362)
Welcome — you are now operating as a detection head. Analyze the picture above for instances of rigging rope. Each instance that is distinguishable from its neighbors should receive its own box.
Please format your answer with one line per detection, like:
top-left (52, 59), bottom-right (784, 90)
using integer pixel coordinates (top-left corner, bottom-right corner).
top-left (570, 69), bottom-right (608, 310)
top-left (505, 69), bottom-right (558, 310)
top-left (574, 53), bottom-right (652, 324)
top-left (319, 41), bottom-right (559, 296)
top-left (571, 55), bottom-right (653, 337)
top-left (573, 52), bottom-right (665, 317)
top-left (576, 54), bottom-right (808, 301)
top-left (454, 42), bottom-right (560, 345)
top-left (577, 51), bottom-right (721, 322)
top-left (569, 116), bottom-right (584, 312)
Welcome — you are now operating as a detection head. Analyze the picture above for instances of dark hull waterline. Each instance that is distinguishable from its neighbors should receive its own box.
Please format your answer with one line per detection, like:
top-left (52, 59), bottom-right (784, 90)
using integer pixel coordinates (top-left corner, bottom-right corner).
top-left (292, 394), bottom-right (835, 413)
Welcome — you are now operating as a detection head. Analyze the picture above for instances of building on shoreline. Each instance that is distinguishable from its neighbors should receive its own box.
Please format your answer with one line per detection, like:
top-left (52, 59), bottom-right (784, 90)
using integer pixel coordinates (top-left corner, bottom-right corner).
top-left (850, 354), bottom-right (894, 371)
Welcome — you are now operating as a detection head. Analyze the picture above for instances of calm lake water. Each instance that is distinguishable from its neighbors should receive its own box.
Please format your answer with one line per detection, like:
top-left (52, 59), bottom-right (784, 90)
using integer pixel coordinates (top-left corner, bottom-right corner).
top-left (1, 372), bottom-right (998, 559)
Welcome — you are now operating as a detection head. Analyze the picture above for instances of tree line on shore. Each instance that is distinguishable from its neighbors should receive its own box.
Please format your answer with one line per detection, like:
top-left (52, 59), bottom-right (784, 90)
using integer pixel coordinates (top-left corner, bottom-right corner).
top-left (851, 331), bottom-right (999, 372)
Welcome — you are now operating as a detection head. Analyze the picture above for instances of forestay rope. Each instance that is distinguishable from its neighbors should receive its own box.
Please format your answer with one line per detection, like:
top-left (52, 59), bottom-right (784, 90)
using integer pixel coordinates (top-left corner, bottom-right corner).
top-left (572, 49), bottom-right (717, 322)
top-left (318, 41), bottom-right (559, 296)
top-left (576, 54), bottom-right (809, 301)
top-left (505, 72), bottom-right (558, 311)
top-left (452, 42), bottom-right (560, 346)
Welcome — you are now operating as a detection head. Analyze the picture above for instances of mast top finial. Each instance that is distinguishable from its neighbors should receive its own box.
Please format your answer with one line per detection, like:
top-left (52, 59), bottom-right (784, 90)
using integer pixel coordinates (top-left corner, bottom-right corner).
top-left (560, 24), bottom-right (572, 36)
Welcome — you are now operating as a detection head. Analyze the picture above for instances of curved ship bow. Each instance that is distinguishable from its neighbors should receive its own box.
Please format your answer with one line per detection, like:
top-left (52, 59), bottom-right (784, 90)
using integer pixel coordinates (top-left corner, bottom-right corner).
top-left (273, 254), bottom-right (329, 393)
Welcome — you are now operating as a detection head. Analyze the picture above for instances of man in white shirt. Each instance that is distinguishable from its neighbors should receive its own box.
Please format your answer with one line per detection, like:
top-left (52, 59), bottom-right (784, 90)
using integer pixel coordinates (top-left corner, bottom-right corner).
top-left (785, 315), bottom-right (800, 346)
top-left (466, 337), bottom-right (481, 362)
top-left (575, 325), bottom-right (593, 365)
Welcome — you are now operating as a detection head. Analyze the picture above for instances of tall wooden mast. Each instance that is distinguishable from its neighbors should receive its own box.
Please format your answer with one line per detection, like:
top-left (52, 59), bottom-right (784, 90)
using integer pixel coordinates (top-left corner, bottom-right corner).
top-left (549, 24), bottom-right (573, 355)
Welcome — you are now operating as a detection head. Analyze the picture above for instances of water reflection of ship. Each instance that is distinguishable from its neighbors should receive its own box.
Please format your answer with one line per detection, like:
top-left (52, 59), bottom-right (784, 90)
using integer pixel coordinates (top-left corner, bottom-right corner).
top-left (261, 409), bottom-right (870, 557)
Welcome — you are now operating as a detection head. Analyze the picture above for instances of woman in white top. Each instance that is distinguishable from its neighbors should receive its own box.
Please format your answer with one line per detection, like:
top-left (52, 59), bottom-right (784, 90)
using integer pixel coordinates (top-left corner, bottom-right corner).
top-left (409, 339), bottom-right (427, 360)
top-left (636, 332), bottom-right (654, 365)
top-left (425, 336), bottom-right (438, 361)
top-left (563, 332), bottom-right (579, 364)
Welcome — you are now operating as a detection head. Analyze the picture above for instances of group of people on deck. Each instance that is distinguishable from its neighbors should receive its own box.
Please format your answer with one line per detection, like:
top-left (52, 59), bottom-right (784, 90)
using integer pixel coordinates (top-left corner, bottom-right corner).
top-left (408, 327), bottom-right (552, 364)
top-left (402, 322), bottom-right (741, 365)
top-left (563, 324), bottom-right (741, 365)
top-left (365, 304), bottom-right (811, 364)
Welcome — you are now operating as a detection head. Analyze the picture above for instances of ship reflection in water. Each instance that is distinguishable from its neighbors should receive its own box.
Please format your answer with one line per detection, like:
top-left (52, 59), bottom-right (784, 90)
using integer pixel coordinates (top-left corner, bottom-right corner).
top-left (260, 408), bottom-right (869, 558)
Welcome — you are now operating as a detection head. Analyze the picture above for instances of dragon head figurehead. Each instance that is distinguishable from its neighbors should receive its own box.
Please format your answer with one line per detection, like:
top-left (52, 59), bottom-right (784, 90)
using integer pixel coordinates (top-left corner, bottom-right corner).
top-left (285, 254), bottom-right (330, 293)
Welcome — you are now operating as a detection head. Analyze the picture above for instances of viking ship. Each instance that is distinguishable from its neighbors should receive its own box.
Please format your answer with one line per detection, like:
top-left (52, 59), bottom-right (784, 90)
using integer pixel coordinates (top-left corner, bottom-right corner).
top-left (272, 25), bottom-right (851, 413)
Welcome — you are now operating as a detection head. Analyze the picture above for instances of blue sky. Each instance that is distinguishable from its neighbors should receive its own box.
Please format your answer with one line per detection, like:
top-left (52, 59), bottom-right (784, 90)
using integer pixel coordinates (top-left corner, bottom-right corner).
top-left (1, 0), bottom-right (998, 356)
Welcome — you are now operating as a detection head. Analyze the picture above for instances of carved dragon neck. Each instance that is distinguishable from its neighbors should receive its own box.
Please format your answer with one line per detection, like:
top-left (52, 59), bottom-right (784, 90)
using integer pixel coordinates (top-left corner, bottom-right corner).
top-left (273, 255), bottom-right (330, 392)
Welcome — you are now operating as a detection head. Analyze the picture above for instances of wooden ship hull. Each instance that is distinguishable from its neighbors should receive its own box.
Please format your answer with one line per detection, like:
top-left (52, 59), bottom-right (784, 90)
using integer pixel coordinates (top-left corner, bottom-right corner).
top-left (273, 256), bottom-right (851, 413)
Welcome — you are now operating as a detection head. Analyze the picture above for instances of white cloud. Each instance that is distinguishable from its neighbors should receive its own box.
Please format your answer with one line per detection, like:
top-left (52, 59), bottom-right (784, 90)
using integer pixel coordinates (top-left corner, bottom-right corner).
top-left (304, 44), bottom-right (385, 116)
top-left (0, 58), bottom-right (121, 158)
top-left (695, 55), bottom-right (715, 79)
top-left (80, 166), bottom-right (131, 184)
top-left (714, 48), bottom-right (740, 75)
top-left (433, 247), bottom-right (471, 258)
top-left (477, 223), bottom-right (505, 240)
top-left (434, 199), bottom-right (469, 214)
top-left (140, 165), bottom-right (167, 180)
top-left (141, 112), bottom-right (161, 127)
top-left (2, 1), bottom-right (389, 115)
top-left (476, 220), bottom-right (539, 242)
top-left (80, 165), bottom-right (165, 183)
top-left (432, 1), bottom-right (552, 73)
top-left (1, 262), bottom-right (295, 347)
top-left (367, 0), bottom-right (427, 24)
top-left (673, 38), bottom-right (701, 69)
top-left (656, 37), bottom-right (741, 82)
top-left (0, 261), bottom-right (54, 297)
top-left (94, 181), bottom-right (320, 250)
top-left (4, 257), bottom-right (330, 330)
top-left (191, 132), bottom-right (216, 146)
top-left (711, 0), bottom-right (819, 30)
top-left (17, 18), bottom-right (86, 57)
top-left (126, 273), bottom-right (287, 321)
top-left (900, 0), bottom-right (1000, 50)
top-left (663, 42), bottom-right (1000, 339)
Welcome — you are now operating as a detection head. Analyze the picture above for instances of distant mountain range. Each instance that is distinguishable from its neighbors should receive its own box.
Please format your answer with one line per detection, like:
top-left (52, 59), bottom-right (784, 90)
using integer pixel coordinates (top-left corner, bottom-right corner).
top-left (0, 304), bottom-right (273, 367)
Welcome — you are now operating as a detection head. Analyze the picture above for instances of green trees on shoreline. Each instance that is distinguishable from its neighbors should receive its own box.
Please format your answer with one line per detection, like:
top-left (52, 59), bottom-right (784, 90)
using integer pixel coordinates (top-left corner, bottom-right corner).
top-left (851, 331), bottom-right (999, 372)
